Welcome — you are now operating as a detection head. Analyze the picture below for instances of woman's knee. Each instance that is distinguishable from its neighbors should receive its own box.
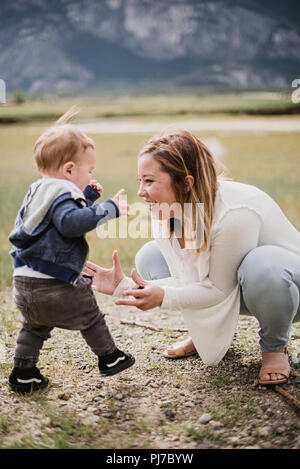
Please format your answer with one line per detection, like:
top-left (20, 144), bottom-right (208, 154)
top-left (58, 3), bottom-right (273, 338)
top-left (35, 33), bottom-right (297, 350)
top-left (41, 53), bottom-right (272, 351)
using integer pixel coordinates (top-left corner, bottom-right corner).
top-left (238, 246), bottom-right (299, 314)
top-left (238, 246), bottom-right (295, 287)
top-left (238, 246), bottom-right (278, 291)
top-left (135, 241), bottom-right (170, 281)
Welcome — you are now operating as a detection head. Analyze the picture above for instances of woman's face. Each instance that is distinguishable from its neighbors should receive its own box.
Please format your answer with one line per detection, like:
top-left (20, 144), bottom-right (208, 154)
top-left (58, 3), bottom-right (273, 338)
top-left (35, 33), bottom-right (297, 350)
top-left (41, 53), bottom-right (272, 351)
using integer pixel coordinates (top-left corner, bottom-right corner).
top-left (137, 153), bottom-right (178, 219)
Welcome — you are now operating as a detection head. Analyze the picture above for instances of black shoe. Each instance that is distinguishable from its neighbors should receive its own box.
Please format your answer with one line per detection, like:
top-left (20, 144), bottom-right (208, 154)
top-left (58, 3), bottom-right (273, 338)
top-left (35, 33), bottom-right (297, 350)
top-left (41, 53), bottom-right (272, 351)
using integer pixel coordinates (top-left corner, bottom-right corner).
top-left (8, 366), bottom-right (49, 394)
top-left (98, 349), bottom-right (135, 376)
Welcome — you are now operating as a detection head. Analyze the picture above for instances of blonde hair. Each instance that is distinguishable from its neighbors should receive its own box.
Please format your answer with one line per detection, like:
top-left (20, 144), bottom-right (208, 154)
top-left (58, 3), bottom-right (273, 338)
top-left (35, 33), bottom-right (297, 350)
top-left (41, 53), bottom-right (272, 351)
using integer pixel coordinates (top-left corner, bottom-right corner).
top-left (33, 107), bottom-right (95, 172)
top-left (139, 130), bottom-right (225, 252)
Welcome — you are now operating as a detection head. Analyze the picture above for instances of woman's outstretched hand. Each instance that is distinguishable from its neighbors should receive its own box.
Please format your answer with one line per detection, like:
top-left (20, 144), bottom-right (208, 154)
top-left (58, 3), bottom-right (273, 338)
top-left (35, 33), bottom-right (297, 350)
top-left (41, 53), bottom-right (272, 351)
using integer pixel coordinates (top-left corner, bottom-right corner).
top-left (82, 250), bottom-right (124, 295)
top-left (115, 268), bottom-right (165, 311)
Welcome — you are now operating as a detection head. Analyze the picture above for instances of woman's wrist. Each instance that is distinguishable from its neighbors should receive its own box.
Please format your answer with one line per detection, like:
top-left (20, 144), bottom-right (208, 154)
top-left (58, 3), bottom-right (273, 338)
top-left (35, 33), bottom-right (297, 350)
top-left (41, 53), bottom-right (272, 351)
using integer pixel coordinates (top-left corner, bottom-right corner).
top-left (112, 276), bottom-right (135, 297)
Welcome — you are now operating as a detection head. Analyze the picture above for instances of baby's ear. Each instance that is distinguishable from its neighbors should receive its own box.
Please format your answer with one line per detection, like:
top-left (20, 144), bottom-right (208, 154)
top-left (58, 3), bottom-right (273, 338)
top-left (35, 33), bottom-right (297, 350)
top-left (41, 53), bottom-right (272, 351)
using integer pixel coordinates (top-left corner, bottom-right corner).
top-left (62, 161), bottom-right (75, 178)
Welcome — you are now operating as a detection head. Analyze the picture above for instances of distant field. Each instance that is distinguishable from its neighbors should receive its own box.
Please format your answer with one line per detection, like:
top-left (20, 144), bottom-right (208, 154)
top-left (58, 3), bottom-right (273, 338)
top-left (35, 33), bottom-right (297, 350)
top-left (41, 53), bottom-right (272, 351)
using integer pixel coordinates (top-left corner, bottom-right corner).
top-left (0, 92), bottom-right (299, 124)
top-left (1, 107), bottom-right (299, 289)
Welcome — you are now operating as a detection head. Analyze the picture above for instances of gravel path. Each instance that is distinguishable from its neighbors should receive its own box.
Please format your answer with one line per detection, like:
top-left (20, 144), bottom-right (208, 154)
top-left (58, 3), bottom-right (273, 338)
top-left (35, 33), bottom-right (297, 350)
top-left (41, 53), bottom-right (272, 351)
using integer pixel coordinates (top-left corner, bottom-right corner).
top-left (0, 288), bottom-right (299, 449)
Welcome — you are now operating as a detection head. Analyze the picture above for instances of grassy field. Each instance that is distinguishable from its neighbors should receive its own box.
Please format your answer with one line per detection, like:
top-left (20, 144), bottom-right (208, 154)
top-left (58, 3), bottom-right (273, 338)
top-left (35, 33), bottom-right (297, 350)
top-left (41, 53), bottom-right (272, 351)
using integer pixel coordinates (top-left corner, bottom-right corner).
top-left (0, 109), bottom-right (300, 288)
top-left (1, 91), bottom-right (300, 124)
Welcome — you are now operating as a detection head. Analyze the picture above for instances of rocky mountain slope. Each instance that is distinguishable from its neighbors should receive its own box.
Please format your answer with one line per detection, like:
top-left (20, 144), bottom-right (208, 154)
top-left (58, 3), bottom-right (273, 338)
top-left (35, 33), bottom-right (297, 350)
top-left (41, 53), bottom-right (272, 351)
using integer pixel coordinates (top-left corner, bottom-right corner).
top-left (1, 0), bottom-right (300, 92)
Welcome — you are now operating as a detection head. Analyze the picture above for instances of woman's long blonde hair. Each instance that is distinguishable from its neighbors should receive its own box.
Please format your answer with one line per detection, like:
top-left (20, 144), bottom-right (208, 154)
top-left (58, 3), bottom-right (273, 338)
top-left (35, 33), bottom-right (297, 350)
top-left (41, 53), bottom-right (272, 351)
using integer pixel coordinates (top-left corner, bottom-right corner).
top-left (139, 130), bottom-right (222, 252)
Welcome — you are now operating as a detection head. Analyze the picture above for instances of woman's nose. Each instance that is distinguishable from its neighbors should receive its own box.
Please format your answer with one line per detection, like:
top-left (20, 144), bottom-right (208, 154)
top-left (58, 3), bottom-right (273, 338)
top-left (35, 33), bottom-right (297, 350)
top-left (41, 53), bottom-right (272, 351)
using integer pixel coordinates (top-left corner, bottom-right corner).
top-left (137, 184), bottom-right (145, 197)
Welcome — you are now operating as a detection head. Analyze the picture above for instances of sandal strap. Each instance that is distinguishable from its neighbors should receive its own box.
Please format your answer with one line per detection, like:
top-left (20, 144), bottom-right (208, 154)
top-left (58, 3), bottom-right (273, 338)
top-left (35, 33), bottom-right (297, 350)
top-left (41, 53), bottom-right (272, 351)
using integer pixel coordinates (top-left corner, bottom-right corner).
top-left (259, 349), bottom-right (290, 379)
top-left (168, 338), bottom-right (193, 355)
top-left (174, 338), bottom-right (192, 348)
top-left (259, 367), bottom-right (289, 379)
top-left (169, 346), bottom-right (186, 357)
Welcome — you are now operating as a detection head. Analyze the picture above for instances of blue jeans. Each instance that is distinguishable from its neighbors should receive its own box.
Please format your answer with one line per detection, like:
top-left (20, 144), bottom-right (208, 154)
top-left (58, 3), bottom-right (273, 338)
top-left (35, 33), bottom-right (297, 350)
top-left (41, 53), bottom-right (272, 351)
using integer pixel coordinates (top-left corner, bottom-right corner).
top-left (135, 242), bottom-right (300, 353)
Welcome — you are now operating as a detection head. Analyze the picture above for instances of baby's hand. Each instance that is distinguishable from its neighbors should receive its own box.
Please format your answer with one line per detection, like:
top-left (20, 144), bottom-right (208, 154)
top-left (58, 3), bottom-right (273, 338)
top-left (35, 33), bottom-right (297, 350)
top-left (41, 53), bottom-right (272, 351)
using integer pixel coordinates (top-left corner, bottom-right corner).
top-left (112, 189), bottom-right (130, 216)
top-left (90, 179), bottom-right (103, 195)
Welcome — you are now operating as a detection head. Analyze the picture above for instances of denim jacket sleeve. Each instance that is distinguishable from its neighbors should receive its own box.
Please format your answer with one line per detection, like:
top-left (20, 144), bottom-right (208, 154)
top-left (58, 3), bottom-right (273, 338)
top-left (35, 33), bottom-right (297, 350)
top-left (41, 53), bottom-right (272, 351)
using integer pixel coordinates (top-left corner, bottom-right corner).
top-left (52, 198), bottom-right (120, 238)
top-left (83, 185), bottom-right (101, 206)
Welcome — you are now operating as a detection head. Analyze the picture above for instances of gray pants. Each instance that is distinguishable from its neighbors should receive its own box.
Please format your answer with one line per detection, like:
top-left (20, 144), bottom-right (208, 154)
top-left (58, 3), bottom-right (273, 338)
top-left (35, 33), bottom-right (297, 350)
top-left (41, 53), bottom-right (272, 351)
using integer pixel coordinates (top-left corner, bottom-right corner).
top-left (135, 242), bottom-right (300, 353)
top-left (13, 276), bottom-right (116, 368)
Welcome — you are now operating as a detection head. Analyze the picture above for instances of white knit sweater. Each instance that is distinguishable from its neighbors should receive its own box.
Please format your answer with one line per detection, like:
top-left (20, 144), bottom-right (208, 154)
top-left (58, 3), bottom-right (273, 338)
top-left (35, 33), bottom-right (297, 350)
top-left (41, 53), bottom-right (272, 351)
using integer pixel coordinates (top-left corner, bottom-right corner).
top-left (114, 180), bottom-right (300, 365)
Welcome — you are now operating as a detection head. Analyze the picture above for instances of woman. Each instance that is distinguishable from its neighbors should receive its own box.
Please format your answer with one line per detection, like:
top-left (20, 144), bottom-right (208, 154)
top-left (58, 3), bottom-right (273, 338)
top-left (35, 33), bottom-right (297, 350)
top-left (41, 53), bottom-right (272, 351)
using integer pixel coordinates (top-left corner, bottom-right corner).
top-left (83, 130), bottom-right (300, 385)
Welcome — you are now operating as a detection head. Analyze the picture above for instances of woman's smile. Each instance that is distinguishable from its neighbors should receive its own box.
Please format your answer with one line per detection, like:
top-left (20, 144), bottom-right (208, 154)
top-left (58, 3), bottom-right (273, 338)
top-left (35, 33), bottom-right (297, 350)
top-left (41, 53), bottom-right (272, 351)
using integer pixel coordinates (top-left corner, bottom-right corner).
top-left (145, 201), bottom-right (157, 211)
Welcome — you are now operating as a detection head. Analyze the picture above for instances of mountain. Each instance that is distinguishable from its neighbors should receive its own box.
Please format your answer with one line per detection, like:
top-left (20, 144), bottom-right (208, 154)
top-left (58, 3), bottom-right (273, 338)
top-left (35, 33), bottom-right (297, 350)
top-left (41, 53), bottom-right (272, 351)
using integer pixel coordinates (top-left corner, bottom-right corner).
top-left (1, 0), bottom-right (300, 93)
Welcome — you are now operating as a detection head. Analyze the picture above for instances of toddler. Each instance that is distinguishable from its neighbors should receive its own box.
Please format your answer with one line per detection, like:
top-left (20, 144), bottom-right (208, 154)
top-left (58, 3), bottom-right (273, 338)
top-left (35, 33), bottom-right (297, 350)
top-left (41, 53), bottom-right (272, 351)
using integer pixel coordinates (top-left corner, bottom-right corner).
top-left (8, 109), bottom-right (134, 394)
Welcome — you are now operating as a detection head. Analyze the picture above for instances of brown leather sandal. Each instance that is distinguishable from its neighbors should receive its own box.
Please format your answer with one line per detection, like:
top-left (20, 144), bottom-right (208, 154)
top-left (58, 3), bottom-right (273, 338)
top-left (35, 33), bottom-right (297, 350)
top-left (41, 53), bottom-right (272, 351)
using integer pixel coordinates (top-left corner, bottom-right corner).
top-left (258, 347), bottom-right (290, 385)
top-left (163, 338), bottom-right (198, 359)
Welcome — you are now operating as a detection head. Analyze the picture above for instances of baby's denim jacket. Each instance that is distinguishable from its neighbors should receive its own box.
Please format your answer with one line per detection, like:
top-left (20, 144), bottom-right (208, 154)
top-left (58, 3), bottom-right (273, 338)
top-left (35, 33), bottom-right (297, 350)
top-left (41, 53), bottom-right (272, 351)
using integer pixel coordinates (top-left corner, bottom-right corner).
top-left (9, 178), bottom-right (119, 284)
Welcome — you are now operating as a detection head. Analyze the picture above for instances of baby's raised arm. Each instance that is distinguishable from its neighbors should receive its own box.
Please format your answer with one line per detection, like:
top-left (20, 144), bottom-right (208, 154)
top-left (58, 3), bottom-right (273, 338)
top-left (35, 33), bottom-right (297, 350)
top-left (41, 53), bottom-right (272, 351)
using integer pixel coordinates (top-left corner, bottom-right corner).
top-left (111, 189), bottom-right (131, 217)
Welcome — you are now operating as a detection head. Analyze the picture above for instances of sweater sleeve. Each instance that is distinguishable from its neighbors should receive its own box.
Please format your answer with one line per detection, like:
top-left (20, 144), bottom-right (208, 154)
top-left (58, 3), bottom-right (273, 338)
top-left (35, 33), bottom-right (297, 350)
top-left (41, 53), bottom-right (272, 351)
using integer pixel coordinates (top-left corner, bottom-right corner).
top-left (160, 207), bottom-right (261, 311)
top-left (112, 273), bottom-right (181, 297)
top-left (52, 198), bottom-right (119, 238)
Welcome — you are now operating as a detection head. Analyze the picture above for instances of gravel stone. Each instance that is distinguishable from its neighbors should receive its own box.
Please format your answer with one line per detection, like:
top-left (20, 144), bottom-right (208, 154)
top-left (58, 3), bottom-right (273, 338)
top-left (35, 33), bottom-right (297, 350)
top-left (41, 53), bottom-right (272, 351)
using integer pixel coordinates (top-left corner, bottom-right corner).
top-left (275, 426), bottom-right (286, 435)
top-left (257, 426), bottom-right (272, 437)
top-left (58, 392), bottom-right (70, 400)
top-left (198, 413), bottom-right (212, 424)
top-left (164, 409), bottom-right (175, 421)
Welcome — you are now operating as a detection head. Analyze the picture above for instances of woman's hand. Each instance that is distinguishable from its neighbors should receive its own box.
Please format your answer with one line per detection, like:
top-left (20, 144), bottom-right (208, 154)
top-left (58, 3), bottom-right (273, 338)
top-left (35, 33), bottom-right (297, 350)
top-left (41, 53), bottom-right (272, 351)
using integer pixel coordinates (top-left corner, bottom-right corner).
top-left (82, 250), bottom-right (124, 295)
top-left (112, 189), bottom-right (130, 216)
top-left (115, 268), bottom-right (165, 311)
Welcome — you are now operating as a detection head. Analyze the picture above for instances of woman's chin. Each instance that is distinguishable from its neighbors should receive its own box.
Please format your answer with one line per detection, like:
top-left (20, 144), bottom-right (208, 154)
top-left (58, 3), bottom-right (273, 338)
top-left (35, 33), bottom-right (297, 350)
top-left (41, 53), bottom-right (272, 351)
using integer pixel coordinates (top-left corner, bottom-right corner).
top-left (150, 210), bottom-right (168, 221)
top-left (146, 203), bottom-right (175, 220)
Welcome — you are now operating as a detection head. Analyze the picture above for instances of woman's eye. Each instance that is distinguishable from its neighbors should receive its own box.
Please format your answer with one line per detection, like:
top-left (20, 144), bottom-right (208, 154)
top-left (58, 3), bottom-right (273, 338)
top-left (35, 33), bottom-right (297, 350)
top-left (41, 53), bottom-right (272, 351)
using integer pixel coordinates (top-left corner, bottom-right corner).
top-left (137, 178), bottom-right (153, 184)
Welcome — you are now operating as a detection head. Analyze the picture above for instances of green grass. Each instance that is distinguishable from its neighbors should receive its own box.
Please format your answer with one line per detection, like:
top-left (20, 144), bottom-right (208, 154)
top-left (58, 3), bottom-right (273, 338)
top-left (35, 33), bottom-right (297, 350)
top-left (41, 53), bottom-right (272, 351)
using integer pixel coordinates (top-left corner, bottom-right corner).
top-left (160, 402), bottom-right (179, 409)
top-left (2, 409), bottom-right (97, 449)
top-left (0, 92), bottom-right (299, 123)
top-left (212, 376), bottom-right (230, 388)
top-left (211, 393), bottom-right (262, 428)
top-left (0, 416), bottom-right (9, 433)
top-left (0, 402), bottom-right (152, 449)
top-left (186, 425), bottom-right (225, 445)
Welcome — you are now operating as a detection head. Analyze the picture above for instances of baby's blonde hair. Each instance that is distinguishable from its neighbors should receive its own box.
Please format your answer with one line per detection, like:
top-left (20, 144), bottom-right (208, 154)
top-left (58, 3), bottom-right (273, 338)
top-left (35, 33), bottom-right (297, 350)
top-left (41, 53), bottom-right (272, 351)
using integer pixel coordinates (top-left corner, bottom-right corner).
top-left (33, 107), bottom-right (95, 172)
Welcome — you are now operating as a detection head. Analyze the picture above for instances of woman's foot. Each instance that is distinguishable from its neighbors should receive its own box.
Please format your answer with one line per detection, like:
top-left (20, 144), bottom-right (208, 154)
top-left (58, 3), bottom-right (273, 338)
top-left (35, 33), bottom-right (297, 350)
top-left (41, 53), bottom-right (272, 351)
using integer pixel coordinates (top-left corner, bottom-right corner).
top-left (163, 337), bottom-right (197, 359)
top-left (258, 347), bottom-right (290, 385)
